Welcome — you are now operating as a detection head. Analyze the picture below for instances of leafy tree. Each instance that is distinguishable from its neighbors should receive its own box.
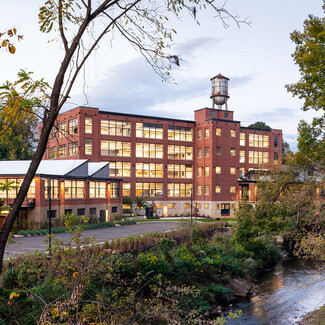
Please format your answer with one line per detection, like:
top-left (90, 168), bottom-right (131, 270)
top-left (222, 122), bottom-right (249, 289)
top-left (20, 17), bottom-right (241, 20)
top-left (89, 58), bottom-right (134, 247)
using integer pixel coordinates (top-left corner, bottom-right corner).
top-left (122, 196), bottom-right (133, 207)
top-left (247, 121), bottom-right (272, 130)
top-left (0, 0), bottom-right (247, 272)
top-left (0, 28), bottom-right (23, 54)
top-left (286, 4), bottom-right (325, 166)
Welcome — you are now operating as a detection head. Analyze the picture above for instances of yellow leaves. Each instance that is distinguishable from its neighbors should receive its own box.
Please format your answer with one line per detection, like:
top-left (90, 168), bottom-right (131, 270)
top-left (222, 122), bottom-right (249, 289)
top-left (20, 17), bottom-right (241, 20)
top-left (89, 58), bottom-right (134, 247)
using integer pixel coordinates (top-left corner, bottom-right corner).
top-left (8, 292), bottom-right (20, 305)
top-left (0, 28), bottom-right (22, 54)
top-left (73, 271), bottom-right (78, 278)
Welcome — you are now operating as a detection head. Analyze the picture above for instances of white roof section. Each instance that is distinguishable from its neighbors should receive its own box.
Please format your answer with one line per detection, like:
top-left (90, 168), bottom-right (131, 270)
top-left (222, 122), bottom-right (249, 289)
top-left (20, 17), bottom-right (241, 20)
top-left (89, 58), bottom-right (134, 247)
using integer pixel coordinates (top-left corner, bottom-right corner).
top-left (0, 160), bottom-right (109, 179)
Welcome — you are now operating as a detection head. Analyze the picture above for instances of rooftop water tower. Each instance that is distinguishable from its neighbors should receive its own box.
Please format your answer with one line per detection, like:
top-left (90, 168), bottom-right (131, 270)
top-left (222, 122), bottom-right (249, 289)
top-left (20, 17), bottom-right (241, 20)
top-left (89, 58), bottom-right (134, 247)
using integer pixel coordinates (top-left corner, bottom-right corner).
top-left (210, 73), bottom-right (229, 110)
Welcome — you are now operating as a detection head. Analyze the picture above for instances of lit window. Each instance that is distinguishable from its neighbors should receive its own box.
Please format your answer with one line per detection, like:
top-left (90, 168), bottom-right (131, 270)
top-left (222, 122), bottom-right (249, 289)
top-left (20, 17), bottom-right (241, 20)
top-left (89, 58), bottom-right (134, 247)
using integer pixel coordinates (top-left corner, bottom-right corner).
top-left (101, 120), bottom-right (131, 137)
top-left (136, 163), bottom-right (164, 178)
top-left (49, 127), bottom-right (56, 140)
top-left (249, 134), bottom-right (269, 148)
top-left (58, 144), bottom-right (66, 158)
top-left (204, 185), bottom-right (209, 196)
top-left (205, 166), bottom-right (210, 177)
top-left (110, 162), bottom-right (131, 177)
top-left (168, 145), bottom-right (192, 160)
top-left (230, 186), bottom-right (236, 193)
top-left (240, 133), bottom-right (245, 146)
top-left (123, 183), bottom-right (131, 196)
top-left (216, 147), bottom-right (222, 155)
top-left (205, 128), bottom-right (210, 139)
top-left (85, 139), bottom-right (92, 155)
top-left (136, 122), bottom-right (163, 139)
top-left (197, 185), bottom-right (202, 196)
top-left (197, 129), bottom-right (202, 140)
top-left (230, 129), bottom-right (236, 137)
top-left (230, 167), bottom-right (236, 175)
top-left (89, 181), bottom-right (106, 198)
top-left (58, 122), bottom-right (67, 139)
top-left (168, 126), bottom-right (193, 141)
top-left (168, 183), bottom-right (192, 197)
top-left (204, 147), bottom-right (210, 158)
top-left (216, 128), bottom-right (221, 136)
top-left (240, 168), bottom-right (245, 176)
top-left (110, 182), bottom-right (120, 198)
top-left (69, 142), bottom-right (78, 156)
top-left (197, 167), bottom-right (202, 177)
top-left (230, 148), bottom-right (236, 156)
top-left (204, 203), bottom-right (209, 209)
top-left (167, 203), bottom-right (176, 209)
top-left (65, 180), bottom-right (84, 199)
top-left (136, 183), bottom-right (163, 197)
top-left (168, 164), bottom-right (192, 179)
top-left (101, 140), bottom-right (131, 157)
top-left (215, 186), bottom-right (221, 193)
top-left (249, 151), bottom-right (269, 164)
top-left (85, 117), bottom-right (92, 134)
top-left (49, 147), bottom-right (56, 159)
top-left (221, 203), bottom-right (230, 216)
top-left (45, 179), bottom-right (59, 199)
top-left (216, 166), bottom-right (221, 174)
top-left (240, 150), bottom-right (245, 163)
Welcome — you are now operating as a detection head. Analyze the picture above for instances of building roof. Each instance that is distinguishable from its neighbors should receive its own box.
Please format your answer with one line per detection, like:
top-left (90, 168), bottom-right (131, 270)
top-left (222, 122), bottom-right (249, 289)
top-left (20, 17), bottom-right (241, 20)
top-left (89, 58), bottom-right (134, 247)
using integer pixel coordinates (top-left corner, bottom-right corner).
top-left (0, 160), bottom-right (110, 179)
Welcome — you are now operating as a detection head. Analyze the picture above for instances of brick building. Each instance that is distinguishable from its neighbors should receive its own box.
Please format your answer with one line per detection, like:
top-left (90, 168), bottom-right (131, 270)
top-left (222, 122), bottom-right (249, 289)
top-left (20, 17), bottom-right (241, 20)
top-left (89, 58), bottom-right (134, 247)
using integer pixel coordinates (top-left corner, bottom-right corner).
top-left (41, 74), bottom-right (282, 218)
top-left (0, 160), bottom-right (122, 229)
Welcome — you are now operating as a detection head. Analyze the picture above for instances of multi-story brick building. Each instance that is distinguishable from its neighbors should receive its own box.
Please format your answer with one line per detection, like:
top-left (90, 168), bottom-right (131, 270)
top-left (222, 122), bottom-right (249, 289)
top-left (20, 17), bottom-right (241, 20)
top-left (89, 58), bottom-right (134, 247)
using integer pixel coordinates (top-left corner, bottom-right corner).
top-left (41, 74), bottom-right (282, 218)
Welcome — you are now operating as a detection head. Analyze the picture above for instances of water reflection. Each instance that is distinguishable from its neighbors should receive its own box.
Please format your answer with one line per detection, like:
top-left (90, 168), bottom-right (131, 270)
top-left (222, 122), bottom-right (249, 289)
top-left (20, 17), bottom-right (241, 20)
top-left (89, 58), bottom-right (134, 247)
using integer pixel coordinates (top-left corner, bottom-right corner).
top-left (227, 259), bottom-right (325, 325)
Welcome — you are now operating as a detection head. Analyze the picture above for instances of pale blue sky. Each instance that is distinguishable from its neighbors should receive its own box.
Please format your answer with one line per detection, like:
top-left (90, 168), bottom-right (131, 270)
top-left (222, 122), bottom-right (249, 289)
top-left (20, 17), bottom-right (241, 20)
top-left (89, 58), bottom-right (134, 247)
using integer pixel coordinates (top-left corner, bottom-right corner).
top-left (1, 0), bottom-right (324, 150)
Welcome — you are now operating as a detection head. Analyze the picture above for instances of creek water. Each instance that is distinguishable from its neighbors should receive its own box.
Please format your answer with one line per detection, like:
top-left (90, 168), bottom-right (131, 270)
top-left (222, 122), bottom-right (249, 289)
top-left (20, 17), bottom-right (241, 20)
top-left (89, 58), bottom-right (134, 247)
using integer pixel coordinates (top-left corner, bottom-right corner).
top-left (226, 259), bottom-right (325, 325)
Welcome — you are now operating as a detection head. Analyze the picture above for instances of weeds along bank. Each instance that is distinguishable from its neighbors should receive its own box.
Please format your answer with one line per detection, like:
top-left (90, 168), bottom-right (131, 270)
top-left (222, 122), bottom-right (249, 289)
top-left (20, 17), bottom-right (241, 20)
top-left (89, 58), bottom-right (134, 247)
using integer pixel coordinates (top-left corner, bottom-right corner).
top-left (0, 219), bottom-right (281, 324)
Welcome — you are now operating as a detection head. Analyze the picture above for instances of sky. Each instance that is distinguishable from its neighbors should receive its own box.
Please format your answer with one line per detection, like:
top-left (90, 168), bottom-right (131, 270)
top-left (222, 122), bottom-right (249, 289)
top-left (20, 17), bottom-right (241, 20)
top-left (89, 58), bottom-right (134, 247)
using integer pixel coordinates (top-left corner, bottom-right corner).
top-left (1, 0), bottom-right (324, 151)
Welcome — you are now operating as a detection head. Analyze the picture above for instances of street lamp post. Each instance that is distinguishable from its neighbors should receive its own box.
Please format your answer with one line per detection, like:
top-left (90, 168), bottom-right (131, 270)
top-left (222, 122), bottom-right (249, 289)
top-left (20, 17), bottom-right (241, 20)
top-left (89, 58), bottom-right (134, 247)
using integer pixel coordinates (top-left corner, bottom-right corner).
top-left (47, 178), bottom-right (52, 256)
top-left (190, 187), bottom-right (193, 226)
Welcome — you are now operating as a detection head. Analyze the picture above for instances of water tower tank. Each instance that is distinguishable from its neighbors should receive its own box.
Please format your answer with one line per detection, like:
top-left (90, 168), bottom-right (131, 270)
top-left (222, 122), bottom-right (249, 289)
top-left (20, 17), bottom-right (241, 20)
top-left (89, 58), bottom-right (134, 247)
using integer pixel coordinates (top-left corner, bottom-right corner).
top-left (210, 74), bottom-right (229, 109)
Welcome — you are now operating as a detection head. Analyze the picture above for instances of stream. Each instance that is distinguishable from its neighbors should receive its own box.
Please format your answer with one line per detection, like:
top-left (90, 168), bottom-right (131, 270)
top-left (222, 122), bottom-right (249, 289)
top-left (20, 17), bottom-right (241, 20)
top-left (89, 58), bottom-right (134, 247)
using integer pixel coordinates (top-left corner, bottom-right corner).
top-left (226, 259), bottom-right (325, 324)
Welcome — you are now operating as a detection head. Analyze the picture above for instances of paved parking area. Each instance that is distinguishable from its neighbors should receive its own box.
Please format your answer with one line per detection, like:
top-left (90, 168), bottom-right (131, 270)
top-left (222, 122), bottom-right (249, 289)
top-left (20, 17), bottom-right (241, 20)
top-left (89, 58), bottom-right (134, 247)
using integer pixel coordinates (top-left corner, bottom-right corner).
top-left (5, 221), bottom-right (182, 258)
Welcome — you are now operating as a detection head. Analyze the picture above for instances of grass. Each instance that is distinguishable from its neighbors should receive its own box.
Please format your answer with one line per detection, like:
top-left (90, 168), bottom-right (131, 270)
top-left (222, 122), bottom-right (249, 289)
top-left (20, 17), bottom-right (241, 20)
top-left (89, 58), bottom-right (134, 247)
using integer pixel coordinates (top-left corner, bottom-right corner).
top-left (300, 305), bottom-right (325, 325)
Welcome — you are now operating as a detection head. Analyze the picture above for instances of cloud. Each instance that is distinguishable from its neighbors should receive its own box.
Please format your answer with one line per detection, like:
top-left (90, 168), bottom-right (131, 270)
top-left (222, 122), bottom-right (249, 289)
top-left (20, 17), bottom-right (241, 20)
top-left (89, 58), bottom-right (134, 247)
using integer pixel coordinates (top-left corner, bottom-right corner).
top-left (174, 37), bottom-right (223, 56)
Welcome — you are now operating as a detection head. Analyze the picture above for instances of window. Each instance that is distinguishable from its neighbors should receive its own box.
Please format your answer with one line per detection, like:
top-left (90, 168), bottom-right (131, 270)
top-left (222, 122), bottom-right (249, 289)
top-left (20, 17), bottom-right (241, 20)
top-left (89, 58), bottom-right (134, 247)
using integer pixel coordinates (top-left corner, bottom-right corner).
top-left (77, 208), bottom-right (85, 216)
top-left (216, 147), bottom-right (222, 155)
top-left (184, 203), bottom-right (191, 209)
top-left (136, 123), bottom-right (163, 139)
top-left (230, 148), bottom-right (236, 156)
top-left (197, 185), bottom-right (202, 196)
top-left (249, 134), bottom-right (269, 148)
top-left (274, 152), bottom-right (279, 160)
top-left (45, 179), bottom-right (59, 199)
top-left (224, 113), bottom-right (230, 118)
top-left (85, 117), bottom-right (92, 133)
top-left (230, 129), bottom-right (236, 137)
top-left (168, 126), bottom-right (193, 141)
top-left (69, 118), bottom-right (78, 135)
top-left (47, 210), bottom-right (57, 218)
top-left (136, 143), bottom-right (163, 159)
top-left (167, 203), bottom-right (176, 209)
top-left (205, 128), bottom-right (210, 139)
top-left (89, 181), bottom-right (106, 198)
top-left (215, 185), bottom-right (221, 193)
top-left (204, 147), bottom-right (209, 158)
top-left (205, 166), bottom-right (210, 177)
top-left (85, 139), bottom-right (92, 155)
top-left (110, 182), bottom-right (120, 198)
top-left (109, 162), bottom-right (131, 177)
top-left (100, 210), bottom-right (106, 223)
top-left (58, 144), bottom-right (66, 158)
top-left (49, 146), bottom-right (56, 159)
top-left (65, 209), bottom-right (72, 215)
top-left (168, 145), bottom-right (192, 160)
top-left (49, 127), bottom-right (56, 140)
top-left (65, 180), bottom-right (85, 199)
top-left (136, 163), bottom-right (163, 178)
top-left (204, 185), bottom-right (209, 196)
top-left (101, 120), bottom-right (131, 137)
top-left (112, 206), bottom-right (118, 213)
top-left (230, 167), bottom-right (236, 175)
top-left (221, 203), bottom-right (230, 216)
top-left (274, 135), bottom-right (279, 148)
top-left (168, 183), bottom-right (192, 197)
top-left (58, 122), bottom-right (67, 139)
top-left (204, 203), bottom-right (209, 209)
top-left (216, 166), bottom-right (221, 174)
top-left (197, 167), bottom-right (202, 177)
top-left (197, 148), bottom-right (202, 158)
top-left (216, 128), bottom-right (221, 136)
top-left (156, 203), bottom-right (163, 209)
top-left (249, 151), bottom-right (269, 164)
top-left (240, 133), bottom-right (245, 146)
top-left (167, 164), bottom-right (192, 179)
top-left (101, 140), bottom-right (131, 157)
top-left (210, 111), bottom-right (215, 117)
top-left (136, 183), bottom-right (163, 197)
top-left (69, 142), bottom-right (78, 156)
top-left (90, 208), bottom-right (97, 216)
top-left (240, 150), bottom-right (245, 163)
top-left (123, 183), bottom-right (131, 196)
top-left (240, 168), bottom-right (245, 176)
top-left (230, 186), bottom-right (236, 193)
top-left (197, 129), bottom-right (202, 140)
